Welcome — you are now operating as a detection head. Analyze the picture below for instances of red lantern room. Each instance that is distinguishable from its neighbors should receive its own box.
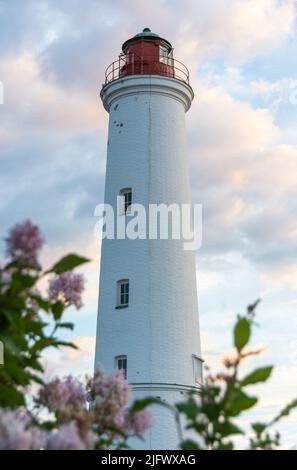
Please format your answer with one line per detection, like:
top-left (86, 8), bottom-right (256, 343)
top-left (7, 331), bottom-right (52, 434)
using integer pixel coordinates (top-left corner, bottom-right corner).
top-left (103, 28), bottom-right (189, 86)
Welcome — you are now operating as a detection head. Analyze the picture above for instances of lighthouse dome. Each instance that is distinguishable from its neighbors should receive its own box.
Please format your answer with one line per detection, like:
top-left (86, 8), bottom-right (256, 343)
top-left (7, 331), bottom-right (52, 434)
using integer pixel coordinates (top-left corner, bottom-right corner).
top-left (122, 27), bottom-right (172, 52)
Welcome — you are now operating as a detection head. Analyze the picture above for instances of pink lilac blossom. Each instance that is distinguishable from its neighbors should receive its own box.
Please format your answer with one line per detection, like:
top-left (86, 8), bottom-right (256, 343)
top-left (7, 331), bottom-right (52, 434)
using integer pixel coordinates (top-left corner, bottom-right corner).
top-left (129, 410), bottom-right (154, 437)
top-left (48, 272), bottom-right (85, 309)
top-left (92, 368), bottom-right (131, 411)
top-left (113, 412), bottom-right (127, 432)
top-left (0, 409), bottom-right (45, 450)
top-left (46, 422), bottom-right (86, 450)
top-left (5, 220), bottom-right (43, 267)
top-left (36, 375), bottom-right (87, 412)
top-left (90, 368), bottom-right (131, 430)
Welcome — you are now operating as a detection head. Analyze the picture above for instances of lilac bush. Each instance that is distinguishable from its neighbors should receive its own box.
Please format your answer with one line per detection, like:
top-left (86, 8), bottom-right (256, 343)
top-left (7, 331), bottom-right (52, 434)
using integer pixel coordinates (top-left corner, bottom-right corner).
top-left (0, 220), bottom-right (89, 408)
top-left (40, 369), bottom-right (153, 449)
top-left (0, 409), bottom-right (45, 450)
top-left (0, 220), bottom-right (153, 450)
top-left (0, 369), bottom-right (153, 450)
top-left (36, 375), bottom-right (87, 412)
top-left (46, 422), bottom-right (95, 451)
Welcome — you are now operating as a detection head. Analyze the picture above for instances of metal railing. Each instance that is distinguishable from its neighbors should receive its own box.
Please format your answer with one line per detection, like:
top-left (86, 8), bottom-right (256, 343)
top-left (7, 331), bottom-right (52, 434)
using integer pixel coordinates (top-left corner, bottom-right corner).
top-left (103, 53), bottom-right (190, 86)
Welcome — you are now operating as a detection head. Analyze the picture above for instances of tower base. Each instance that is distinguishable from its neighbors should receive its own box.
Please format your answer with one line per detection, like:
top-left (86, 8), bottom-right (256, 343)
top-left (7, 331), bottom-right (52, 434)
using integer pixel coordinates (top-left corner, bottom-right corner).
top-left (129, 385), bottom-right (199, 450)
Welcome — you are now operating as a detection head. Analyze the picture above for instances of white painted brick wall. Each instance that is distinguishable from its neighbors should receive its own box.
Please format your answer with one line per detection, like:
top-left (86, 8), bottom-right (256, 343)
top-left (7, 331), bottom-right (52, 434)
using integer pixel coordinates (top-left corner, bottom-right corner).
top-left (95, 76), bottom-right (201, 450)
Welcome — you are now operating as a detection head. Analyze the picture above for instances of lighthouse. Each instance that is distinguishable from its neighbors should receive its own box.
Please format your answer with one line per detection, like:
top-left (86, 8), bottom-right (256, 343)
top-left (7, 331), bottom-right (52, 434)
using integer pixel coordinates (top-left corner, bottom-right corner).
top-left (95, 28), bottom-right (202, 450)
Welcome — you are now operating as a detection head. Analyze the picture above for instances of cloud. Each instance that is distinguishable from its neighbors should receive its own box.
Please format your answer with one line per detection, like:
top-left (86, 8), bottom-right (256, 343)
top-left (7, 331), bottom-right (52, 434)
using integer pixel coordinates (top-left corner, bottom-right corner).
top-left (0, 0), bottom-right (54, 56)
top-left (184, 76), bottom-right (297, 290)
top-left (0, 53), bottom-right (106, 135)
top-left (174, 0), bottom-right (296, 64)
top-left (42, 335), bottom-right (96, 380)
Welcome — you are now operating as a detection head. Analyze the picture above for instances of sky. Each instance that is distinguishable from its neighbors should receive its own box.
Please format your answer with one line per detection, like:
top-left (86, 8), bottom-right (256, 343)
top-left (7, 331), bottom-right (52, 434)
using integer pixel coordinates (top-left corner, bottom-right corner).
top-left (0, 0), bottom-right (297, 448)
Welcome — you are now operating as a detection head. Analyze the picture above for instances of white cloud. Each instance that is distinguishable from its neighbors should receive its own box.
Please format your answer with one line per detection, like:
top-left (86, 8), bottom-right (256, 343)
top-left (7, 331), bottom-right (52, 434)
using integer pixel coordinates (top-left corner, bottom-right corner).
top-left (42, 335), bottom-right (96, 380)
top-left (0, 53), bottom-right (106, 136)
top-left (174, 0), bottom-right (296, 64)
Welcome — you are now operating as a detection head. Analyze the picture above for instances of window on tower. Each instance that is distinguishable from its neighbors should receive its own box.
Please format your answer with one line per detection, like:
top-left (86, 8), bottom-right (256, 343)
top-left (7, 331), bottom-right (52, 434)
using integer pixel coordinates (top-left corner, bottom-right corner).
top-left (116, 279), bottom-right (129, 308)
top-left (119, 188), bottom-right (132, 214)
top-left (192, 355), bottom-right (203, 385)
top-left (159, 45), bottom-right (168, 64)
top-left (115, 355), bottom-right (127, 380)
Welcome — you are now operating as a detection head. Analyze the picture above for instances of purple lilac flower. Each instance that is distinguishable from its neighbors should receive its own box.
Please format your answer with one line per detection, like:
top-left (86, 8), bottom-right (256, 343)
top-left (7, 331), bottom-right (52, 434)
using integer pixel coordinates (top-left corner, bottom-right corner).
top-left (36, 375), bottom-right (87, 412)
top-left (92, 368), bottom-right (131, 413)
top-left (0, 409), bottom-right (45, 450)
top-left (129, 410), bottom-right (154, 437)
top-left (5, 220), bottom-right (43, 267)
top-left (48, 272), bottom-right (85, 309)
top-left (46, 422), bottom-right (86, 450)
top-left (90, 368), bottom-right (131, 431)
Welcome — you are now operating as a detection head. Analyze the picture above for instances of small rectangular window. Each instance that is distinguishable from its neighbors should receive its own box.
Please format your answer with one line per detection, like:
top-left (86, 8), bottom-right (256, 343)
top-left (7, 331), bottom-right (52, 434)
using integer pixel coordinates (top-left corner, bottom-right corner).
top-left (159, 45), bottom-right (168, 64)
top-left (115, 355), bottom-right (127, 380)
top-left (193, 355), bottom-right (203, 385)
top-left (120, 188), bottom-right (132, 214)
top-left (117, 279), bottom-right (129, 307)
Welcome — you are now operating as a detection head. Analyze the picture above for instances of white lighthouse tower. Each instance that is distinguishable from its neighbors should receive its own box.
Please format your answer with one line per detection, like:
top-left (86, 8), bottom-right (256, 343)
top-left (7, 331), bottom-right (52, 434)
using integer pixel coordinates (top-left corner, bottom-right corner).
top-left (95, 28), bottom-right (202, 450)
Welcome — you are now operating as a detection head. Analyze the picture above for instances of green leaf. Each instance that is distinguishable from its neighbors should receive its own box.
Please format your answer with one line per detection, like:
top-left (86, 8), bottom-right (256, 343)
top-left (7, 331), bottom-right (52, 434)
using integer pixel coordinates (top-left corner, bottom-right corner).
top-left (31, 295), bottom-right (50, 312)
top-left (39, 421), bottom-right (57, 431)
top-left (51, 301), bottom-right (64, 320)
top-left (227, 390), bottom-right (258, 416)
top-left (215, 421), bottom-right (243, 437)
top-left (247, 299), bottom-right (260, 315)
top-left (234, 317), bottom-right (251, 352)
top-left (181, 440), bottom-right (200, 450)
top-left (0, 384), bottom-right (25, 407)
top-left (241, 366), bottom-right (273, 387)
top-left (24, 320), bottom-right (47, 335)
top-left (31, 337), bottom-right (57, 353)
top-left (27, 357), bottom-right (44, 372)
top-left (54, 341), bottom-right (78, 350)
top-left (0, 336), bottom-right (22, 357)
top-left (272, 398), bottom-right (297, 424)
top-left (176, 400), bottom-right (199, 420)
top-left (6, 362), bottom-right (31, 385)
top-left (129, 397), bottom-right (163, 414)
top-left (56, 322), bottom-right (74, 330)
top-left (1, 308), bottom-right (19, 324)
top-left (12, 273), bottom-right (37, 289)
top-left (251, 422), bottom-right (267, 435)
top-left (46, 254), bottom-right (89, 274)
top-left (27, 372), bottom-right (44, 385)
